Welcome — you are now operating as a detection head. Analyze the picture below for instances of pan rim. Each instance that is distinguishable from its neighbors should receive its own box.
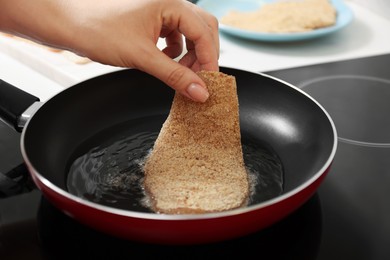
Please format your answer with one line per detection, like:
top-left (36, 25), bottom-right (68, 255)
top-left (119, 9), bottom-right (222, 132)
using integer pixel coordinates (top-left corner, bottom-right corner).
top-left (20, 67), bottom-right (338, 221)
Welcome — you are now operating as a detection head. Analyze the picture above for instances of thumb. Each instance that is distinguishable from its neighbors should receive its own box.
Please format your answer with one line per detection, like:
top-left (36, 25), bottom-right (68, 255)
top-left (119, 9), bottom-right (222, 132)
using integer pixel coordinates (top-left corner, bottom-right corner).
top-left (138, 46), bottom-right (210, 103)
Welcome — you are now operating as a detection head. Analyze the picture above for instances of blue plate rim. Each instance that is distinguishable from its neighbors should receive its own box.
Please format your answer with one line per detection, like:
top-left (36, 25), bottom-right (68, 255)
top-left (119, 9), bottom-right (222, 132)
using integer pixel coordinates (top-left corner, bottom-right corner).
top-left (197, 0), bottom-right (354, 41)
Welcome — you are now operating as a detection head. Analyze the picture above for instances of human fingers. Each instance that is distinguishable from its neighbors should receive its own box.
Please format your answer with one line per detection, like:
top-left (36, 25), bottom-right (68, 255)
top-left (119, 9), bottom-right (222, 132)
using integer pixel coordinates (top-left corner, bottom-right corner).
top-left (137, 40), bottom-right (210, 103)
top-left (171, 1), bottom-right (219, 72)
top-left (190, 4), bottom-right (220, 62)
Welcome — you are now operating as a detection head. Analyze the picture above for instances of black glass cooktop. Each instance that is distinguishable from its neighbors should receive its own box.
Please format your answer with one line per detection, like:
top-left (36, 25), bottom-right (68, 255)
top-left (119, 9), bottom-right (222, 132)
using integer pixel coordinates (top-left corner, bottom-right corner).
top-left (1, 54), bottom-right (390, 259)
top-left (267, 54), bottom-right (390, 260)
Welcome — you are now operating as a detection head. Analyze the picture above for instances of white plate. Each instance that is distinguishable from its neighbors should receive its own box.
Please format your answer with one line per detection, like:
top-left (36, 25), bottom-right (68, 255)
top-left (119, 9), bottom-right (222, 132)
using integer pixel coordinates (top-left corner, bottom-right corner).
top-left (197, 0), bottom-right (354, 42)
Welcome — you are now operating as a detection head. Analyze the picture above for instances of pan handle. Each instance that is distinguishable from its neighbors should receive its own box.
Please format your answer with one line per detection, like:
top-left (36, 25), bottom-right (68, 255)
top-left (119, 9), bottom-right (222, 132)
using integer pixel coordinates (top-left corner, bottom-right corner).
top-left (0, 79), bottom-right (40, 132)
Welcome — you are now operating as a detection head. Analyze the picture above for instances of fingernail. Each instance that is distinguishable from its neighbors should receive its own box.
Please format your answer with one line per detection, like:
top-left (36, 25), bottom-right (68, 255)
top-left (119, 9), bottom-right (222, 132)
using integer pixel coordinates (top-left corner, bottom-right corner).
top-left (186, 83), bottom-right (209, 102)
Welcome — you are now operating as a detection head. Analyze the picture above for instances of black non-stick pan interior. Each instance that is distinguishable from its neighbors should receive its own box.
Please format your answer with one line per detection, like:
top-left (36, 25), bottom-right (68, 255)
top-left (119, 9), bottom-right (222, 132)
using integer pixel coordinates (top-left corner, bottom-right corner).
top-left (22, 68), bottom-right (335, 209)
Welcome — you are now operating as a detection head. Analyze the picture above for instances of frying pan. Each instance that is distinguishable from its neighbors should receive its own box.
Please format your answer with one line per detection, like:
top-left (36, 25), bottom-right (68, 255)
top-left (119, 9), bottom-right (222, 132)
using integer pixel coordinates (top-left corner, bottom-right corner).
top-left (0, 67), bottom-right (337, 244)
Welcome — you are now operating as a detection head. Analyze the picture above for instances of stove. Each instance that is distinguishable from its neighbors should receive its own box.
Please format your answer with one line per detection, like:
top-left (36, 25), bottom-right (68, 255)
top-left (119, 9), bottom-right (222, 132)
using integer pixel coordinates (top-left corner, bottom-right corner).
top-left (267, 54), bottom-right (390, 259)
top-left (1, 54), bottom-right (390, 259)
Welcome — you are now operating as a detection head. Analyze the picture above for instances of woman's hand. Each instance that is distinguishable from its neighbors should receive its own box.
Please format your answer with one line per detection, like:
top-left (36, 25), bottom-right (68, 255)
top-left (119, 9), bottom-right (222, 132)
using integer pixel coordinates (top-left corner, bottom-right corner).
top-left (0, 0), bottom-right (220, 102)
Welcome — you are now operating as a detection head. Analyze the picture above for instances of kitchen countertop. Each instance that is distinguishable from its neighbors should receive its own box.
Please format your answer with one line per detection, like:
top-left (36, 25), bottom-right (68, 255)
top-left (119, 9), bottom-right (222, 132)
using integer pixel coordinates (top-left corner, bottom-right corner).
top-left (1, 1), bottom-right (390, 101)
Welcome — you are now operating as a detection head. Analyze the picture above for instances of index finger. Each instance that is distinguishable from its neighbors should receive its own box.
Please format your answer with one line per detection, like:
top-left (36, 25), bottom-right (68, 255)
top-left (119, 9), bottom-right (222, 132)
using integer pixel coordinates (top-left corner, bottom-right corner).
top-left (175, 2), bottom-right (220, 71)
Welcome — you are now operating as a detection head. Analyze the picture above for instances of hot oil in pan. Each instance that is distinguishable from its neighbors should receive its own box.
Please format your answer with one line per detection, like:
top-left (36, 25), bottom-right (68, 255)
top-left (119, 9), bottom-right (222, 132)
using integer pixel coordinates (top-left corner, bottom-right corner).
top-left (67, 119), bottom-right (284, 213)
top-left (67, 131), bottom-right (156, 212)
